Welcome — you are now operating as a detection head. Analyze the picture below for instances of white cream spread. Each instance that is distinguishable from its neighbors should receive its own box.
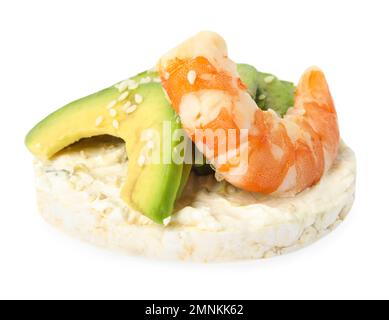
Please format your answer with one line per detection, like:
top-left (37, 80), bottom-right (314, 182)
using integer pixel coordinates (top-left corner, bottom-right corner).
top-left (35, 136), bottom-right (356, 235)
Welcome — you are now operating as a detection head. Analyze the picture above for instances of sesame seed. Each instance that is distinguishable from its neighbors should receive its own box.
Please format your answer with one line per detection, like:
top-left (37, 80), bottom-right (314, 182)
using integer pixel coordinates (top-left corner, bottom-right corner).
top-left (35, 143), bottom-right (42, 149)
top-left (259, 94), bottom-right (266, 100)
top-left (112, 120), bottom-right (119, 129)
top-left (121, 101), bottom-right (132, 111)
top-left (153, 77), bottom-right (161, 83)
top-left (125, 105), bottom-right (137, 114)
top-left (163, 216), bottom-right (171, 226)
top-left (127, 79), bottom-right (138, 90)
top-left (187, 70), bottom-right (197, 85)
top-left (109, 109), bottom-right (117, 117)
top-left (95, 116), bottom-right (104, 127)
top-left (138, 154), bottom-right (146, 166)
top-left (116, 81), bottom-right (128, 92)
top-left (140, 76), bottom-right (152, 84)
top-left (164, 72), bottom-right (170, 80)
top-left (118, 91), bottom-right (129, 102)
top-left (264, 76), bottom-right (275, 84)
top-left (107, 100), bottom-right (117, 109)
top-left (134, 94), bottom-right (143, 104)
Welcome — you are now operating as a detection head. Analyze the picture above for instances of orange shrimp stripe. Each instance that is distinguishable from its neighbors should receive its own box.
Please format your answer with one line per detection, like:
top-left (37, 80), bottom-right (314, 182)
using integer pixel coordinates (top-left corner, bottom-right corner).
top-left (161, 57), bottom-right (242, 109)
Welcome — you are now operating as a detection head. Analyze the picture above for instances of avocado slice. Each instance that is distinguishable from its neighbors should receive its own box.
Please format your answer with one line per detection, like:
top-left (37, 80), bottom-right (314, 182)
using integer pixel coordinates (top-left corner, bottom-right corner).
top-left (177, 163), bottom-right (192, 198)
top-left (237, 64), bottom-right (296, 116)
top-left (26, 71), bottom-right (186, 224)
top-left (257, 71), bottom-right (295, 116)
top-left (237, 63), bottom-right (259, 98)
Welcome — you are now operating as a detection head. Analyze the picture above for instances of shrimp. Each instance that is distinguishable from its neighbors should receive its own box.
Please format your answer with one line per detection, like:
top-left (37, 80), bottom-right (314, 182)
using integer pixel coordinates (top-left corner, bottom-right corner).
top-left (157, 32), bottom-right (339, 195)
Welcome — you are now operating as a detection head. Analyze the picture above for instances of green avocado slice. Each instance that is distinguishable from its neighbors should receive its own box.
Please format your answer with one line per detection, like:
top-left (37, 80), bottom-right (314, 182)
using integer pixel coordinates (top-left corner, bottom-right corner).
top-left (257, 71), bottom-right (296, 116)
top-left (176, 163), bottom-right (192, 198)
top-left (237, 63), bottom-right (296, 116)
top-left (236, 63), bottom-right (259, 98)
top-left (26, 71), bottom-right (186, 224)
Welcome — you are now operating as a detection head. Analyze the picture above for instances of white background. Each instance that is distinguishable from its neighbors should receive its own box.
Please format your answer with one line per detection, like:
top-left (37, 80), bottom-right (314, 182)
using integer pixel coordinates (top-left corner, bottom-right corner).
top-left (0, 0), bottom-right (388, 300)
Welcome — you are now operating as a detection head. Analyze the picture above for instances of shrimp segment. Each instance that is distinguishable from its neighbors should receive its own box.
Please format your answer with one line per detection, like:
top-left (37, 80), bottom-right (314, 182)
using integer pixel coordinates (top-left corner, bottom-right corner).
top-left (158, 32), bottom-right (340, 194)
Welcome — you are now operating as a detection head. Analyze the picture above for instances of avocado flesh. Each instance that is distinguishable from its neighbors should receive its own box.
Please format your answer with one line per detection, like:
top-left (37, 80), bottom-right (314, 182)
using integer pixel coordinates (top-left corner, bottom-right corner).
top-left (176, 163), bottom-right (192, 198)
top-left (257, 71), bottom-right (295, 116)
top-left (236, 64), bottom-right (259, 98)
top-left (237, 64), bottom-right (296, 116)
top-left (26, 71), bottom-right (185, 224)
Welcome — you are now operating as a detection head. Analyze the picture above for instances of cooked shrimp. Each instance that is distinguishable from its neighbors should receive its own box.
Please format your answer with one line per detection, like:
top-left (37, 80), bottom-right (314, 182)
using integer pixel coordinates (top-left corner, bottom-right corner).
top-left (157, 32), bottom-right (340, 194)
